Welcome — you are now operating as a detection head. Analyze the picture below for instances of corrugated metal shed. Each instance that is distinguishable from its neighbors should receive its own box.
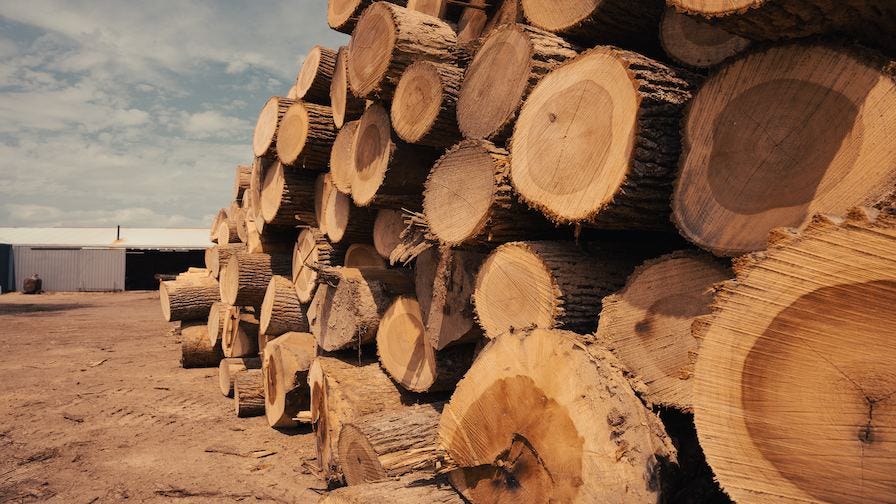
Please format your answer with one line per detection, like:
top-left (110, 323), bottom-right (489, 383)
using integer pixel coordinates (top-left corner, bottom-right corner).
top-left (0, 228), bottom-right (211, 249)
top-left (13, 246), bottom-right (126, 292)
top-left (0, 244), bottom-right (10, 293)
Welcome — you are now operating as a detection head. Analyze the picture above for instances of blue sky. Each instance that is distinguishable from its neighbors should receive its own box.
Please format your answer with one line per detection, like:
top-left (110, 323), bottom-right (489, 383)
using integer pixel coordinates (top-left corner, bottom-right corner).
top-left (0, 1), bottom-right (347, 227)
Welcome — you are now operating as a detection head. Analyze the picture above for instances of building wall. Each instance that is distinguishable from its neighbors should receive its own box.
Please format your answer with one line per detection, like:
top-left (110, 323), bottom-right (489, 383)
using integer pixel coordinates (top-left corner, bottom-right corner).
top-left (12, 246), bottom-right (125, 292)
top-left (0, 244), bottom-right (10, 293)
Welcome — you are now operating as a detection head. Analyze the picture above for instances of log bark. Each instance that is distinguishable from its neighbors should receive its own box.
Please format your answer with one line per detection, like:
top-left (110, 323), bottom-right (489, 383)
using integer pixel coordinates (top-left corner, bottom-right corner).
top-left (327, 0), bottom-right (410, 34)
top-left (330, 47), bottom-right (366, 129)
top-left (344, 244), bottom-right (386, 268)
top-left (424, 140), bottom-right (561, 246)
top-left (234, 368), bottom-right (266, 417)
top-left (330, 120), bottom-right (361, 194)
top-left (215, 216), bottom-right (240, 245)
top-left (416, 246), bottom-right (484, 349)
top-left (223, 311), bottom-right (260, 358)
top-left (206, 243), bottom-right (247, 279)
top-left (659, 6), bottom-right (751, 69)
top-left (276, 102), bottom-right (337, 169)
top-left (160, 276), bottom-right (219, 322)
top-left (391, 61), bottom-right (463, 147)
top-left (315, 172), bottom-right (333, 235)
top-left (260, 161), bottom-right (318, 227)
top-left (338, 401), bottom-right (446, 485)
top-left (520, 0), bottom-right (664, 51)
top-left (209, 208), bottom-right (226, 243)
top-left (347, 2), bottom-right (457, 100)
top-left (309, 356), bottom-right (409, 484)
top-left (319, 476), bottom-right (463, 503)
top-left (326, 189), bottom-right (376, 244)
top-left (456, 0), bottom-right (488, 46)
top-left (440, 328), bottom-right (677, 503)
top-left (233, 164), bottom-right (252, 202)
top-left (373, 209), bottom-right (405, 259)
top-left (248, 156), bottom-right (275, 214)
top-left (351, 103), bottom-right (437, 209)
top-left (377, 295), bottom-right (476, 392)
top-left (311, 267), bottom-right (414, 352)
top-left (293, 227), bottom-right (347, 303)
top-left (263, 332), bottom-right (317, 428)
top-left (180, 321), bottom-right (224, 368)
top-left (595, 251), bottom-right (730, 410)
top-left (296, 45), bottom-right (338, 105)
top-left (253, 96), bottom-right (298, 157)
top-left (692, 208), bottom-right (896, 503)
top-left (510, 46), bottom-right (698, 230)
top-left (672, 42), bottom-right (896, 256)
top-left (218, 356), bottom-right (261, 397)
top-left (259, 275), bottom-right (309, 337)
top-left (220, 252), bottom-right (292, 307)
top-left (457, 23), bottom-right (578, 143)
top-left (473, 241), bottom-right (643, 338)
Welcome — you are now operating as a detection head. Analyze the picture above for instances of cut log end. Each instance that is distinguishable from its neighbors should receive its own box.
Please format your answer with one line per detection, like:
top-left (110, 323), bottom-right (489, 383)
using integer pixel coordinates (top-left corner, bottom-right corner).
top-left (391, 60), bottom-right (462, 147)
top-left (373, 209), bottom-right (405, 259)
top-left (331, 47), bottom-right (365, 129)
top-left (296, 45), bottom-right (337, 104)
top-left (253, 96), bottom-right (296, 157)
top-left (263, 332), bottom-right (316, 428)
top-left (377, 296), bottom-right (436, 391)
top-left (330, 120), bottom-right (360, 194)
top-left (259, 275), bottom-right (309, 337)
top-left (218, 357), bottom-right (261, 397)
top-left (344, 244), bottom-right (385, 268)
top-left (659, 7), bottom-right (751, 69)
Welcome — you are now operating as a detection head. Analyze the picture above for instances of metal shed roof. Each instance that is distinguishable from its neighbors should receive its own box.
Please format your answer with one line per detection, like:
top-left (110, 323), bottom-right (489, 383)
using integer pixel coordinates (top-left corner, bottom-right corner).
top-left (0, 227), bottom-right (212, 250)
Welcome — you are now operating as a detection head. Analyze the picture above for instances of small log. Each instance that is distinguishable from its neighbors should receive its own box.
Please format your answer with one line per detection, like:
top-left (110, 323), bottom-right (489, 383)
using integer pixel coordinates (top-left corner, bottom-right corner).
top-left (659, 6), bottom-right (750, 69)
top-left (473, 241), bottom-right (641, 338)
top-left (326, 189), bottom-right (376, 244)
top-left (253, 96), bottom-right (297, 157)
top-left (309, 356), bottom-right (408, 484)
top-left (260, 161), bottom-right (318, 227)
top-left (351, 103), bottom-right (437, 209)
top-left (330, 120), bottom-right (361, 194)
top-left (218, 356), bottom-right (261, 397)
top-left (220, 252), bottom-right (292, 307)
top-left (293, 227), bottom-right (347, 303)
top-left (209, 208), bottom-right (226, 243)
top-left (259, 275), bottom-right (309, 337)
top-left (160, 276), bottom-right (219, 322)
top-left (223, 311), bottom-right (260, 358)
top-left (234, 369), bottom-right (266, 417)
top-left (344, 244), bottom-right (386, 268)
top-left (205, 244), bottom-right (246, 279)
top-left (416, 246), bottom-right (484, 349)
top-left (377, 296), bottom-right (475, 392)
top-left (233, 164), bottom-right (252, 202)
top-left (276, 102), bottom-right (337, 169)
top-left (595, 251), bottom-right (731, 410)
top-left (180, 321), bottom-right (224, 368)
top-left (215, 217), bottom-right (239, 245)
top-left (347, 2), bottom-right (457, 100)
top-left (296, 45), bottom-right (338, 104)
top-left (327, 0), bottom-right (410, 34)
top-left (441, 328), bottom-right (677, 503)
top-left (263, 332), bottom-right (317, 428)
top-left (457, 23), bottom-right (578, 143)
top-left (692, 209), bottom-right (896, 503)
top-left (672, 42), bottom-right (896, 256)
top-left (424, 140), bottom-right (560, 246)
top-left (391, 61), bottom-right (463, 148)
top-left (456, 0), bottom-right (488, 45)
top-left (248, 156), bottom-right (275, 212)
top-left (315, 172), bottom-right (333, 235)
top-left (206, 301), bottom-right (228, 346)
top-left (519, 0), bottom-right (664, 50)
top-left (373, 208), bottom-right (405, 259)
top-left (319, 476), bottom-right (463, 503)
top-left (338, 402), bottom-right (446, 485)
top-left (330, 47), bottom-right (366, 129)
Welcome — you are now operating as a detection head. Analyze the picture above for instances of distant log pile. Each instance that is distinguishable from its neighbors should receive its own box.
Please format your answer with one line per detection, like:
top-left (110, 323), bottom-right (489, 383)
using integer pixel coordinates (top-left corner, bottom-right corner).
top-left (161, 2), bottom-right (896, 502)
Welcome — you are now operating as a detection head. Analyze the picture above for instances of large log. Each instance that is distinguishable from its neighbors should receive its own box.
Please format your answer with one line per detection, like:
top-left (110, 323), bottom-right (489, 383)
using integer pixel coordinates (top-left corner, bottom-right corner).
top-left (296, 45), bottom-right (338, 105)
top-left (263, 332), bottom-right (316, 428)
top-left (672, 42), bottom-right (896, 256)
top-left (372, 208), bottom-right (404, 259)
top-left (510, 46), bottom-right (697, 229)
top-left (659, 7), bottom-right (750, 69)
top-left (325, 189), bottom-right (376, 244)
top-left (440, 328), bottom-right (676, 503)
top-left (293, 227), bottom-right (347, 303)
top-left (260, 161), bottom-right (318, 227)
top-left (519, 0), bottom-right (664, 50)
top-left (233, 164), bottom-right (252, 202)
top-left (350, 103), bottom-right (437, 209)
top-left (180, 321), bottom-right (223, 368)
top-left (234, 368), bottom-right (266, 417)
top-left (473, 241), bottom-right (641, 338)
top-left (329, 120), bottom-right (361, 194)
top-left (206, 301), bottom-right (227, 346)
top-left (222, 311), bottom-right (260, 358)
top-left (377, 296), bottom-right (476, 392)
top-left (253, 96), bottom-right (297, 157)
top-left (319, 477), bottom-right (463, 503)
top-left (692, 208), bottom-right (896, 503)
top-left (338, 402), bottom-right (445, 485)
top-left (205, 243), bottom-right (247, 279)
top-left (416, 246), bottom-right (484, 349)
top-left (327, 0), bottom-right (410, 34)
top-left (276, 102), bottom-right (336, 169)
top-left (259, 275), bottom-right (309, 337)
top-left (391, 61), bottom-right (463, 148)
top-left (309, 356), bottom-right (408, 484)
top-left (347, 2), bottom-right (457, 100)
top-left (218, 356), bottom-right (261, 397)
top-left (457, 23), bottom-right (578, 143)
top-left (160, 276), bottom-right (219, 322)
top-left (311, 267), bottom-right (414, 352)
top-left (220, 252), bottom-right (292, 307)
top-left (424, 140), bottom-right (560, 246)
top-left (595, 251), bottom-right (730, 410)
top-left (330, 47), bottom-right (366, 129)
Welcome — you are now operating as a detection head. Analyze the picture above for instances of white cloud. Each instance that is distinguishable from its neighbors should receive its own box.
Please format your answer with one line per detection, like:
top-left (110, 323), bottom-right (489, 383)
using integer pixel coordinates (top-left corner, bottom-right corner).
top-left (180, 110), bottom-right (250, 138)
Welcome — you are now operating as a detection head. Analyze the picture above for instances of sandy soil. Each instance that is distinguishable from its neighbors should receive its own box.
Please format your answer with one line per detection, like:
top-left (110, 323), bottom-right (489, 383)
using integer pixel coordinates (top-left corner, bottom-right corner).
top-left (0, 291), bottom-right (324, 503)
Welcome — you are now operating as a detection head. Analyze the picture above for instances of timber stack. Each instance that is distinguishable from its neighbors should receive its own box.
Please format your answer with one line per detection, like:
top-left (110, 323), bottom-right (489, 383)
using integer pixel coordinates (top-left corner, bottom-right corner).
top-left (160, 1), bottom-right (896, 501)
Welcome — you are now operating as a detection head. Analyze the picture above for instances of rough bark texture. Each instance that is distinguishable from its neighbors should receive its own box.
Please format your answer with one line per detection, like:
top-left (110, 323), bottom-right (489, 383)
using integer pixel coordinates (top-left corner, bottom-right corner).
top-left (331, 48), bottom-right (366, 129)
top-left (234, 369), bottom-right (266, 417)
top-left (392, 61), bottom-right (464, 147)
top-left (180, 322), bottom-right (223, 369)
top-left (521, 0), bottom-right (664, 51)
top-left (293, 228), bottom-right (348, 303)
top-left (260, 275), bottom-right (309, 337)
top-left (218, 357), bottom-right (261, 397)
top-left (319, 477), bottom-right (463, 503)
top-left (253, 97), bottom-right (298, 158)
top-left (223, 312), bottom-right (260, 358)
top-left (298, 46), bottom-right (338, 104)
top-left (206, 243), bottom-right (247, 279)
top-left (278, 103), bottom-right (337, 169)
top-left (221, 252), bottom-right (292, 308)
top-left (417, 247), bottom-right (485, 349)
top-left (327, 0), bottom-right (410, 34)
top-left (263, 166), bottom-right (319, 227)
top-left (338, 402), bottom-right (446, 485)
top-left (160, 277), bottom-right (220, 322)
top-left (233, 164), bottom-right (252, 202)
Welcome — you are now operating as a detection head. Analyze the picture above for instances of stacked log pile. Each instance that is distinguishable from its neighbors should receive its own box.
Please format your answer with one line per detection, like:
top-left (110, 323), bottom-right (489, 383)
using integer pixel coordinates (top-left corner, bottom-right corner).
top-left (160, 1), bottom-right (896, 502)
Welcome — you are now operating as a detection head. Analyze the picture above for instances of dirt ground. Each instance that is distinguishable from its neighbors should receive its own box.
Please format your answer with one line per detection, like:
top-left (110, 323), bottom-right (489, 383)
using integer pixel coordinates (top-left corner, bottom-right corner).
top-left (0, 291), bottom-right (324, 503)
